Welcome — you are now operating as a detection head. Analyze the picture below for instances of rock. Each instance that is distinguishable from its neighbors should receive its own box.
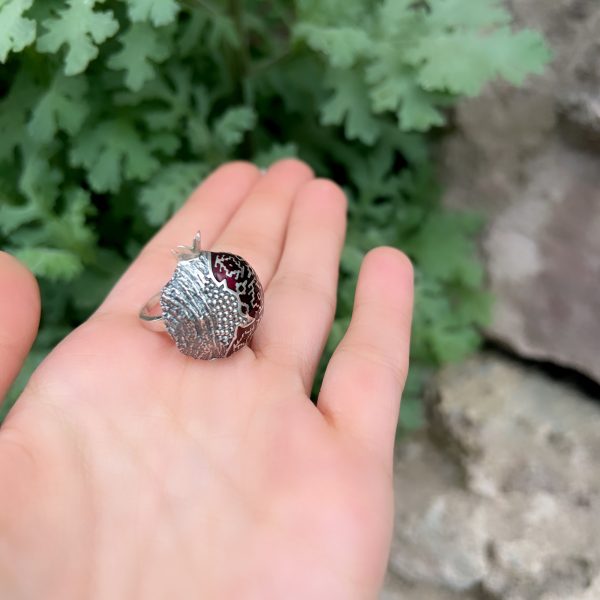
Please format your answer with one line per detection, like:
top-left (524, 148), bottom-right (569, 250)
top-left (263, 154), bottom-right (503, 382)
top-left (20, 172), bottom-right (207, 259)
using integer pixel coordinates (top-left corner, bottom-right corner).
top-left (561, 34), bottom-right (600, 139)
top-left (510, 0), bottom-right (600, 139)
top-left (386, 354), bottom-right (600, 600)
top-left (483, 141), bottom-right (600, 384)
top-left (440, 0), bottom-right (600, 383)
top-left (380, 570), bottom-right (475, 600)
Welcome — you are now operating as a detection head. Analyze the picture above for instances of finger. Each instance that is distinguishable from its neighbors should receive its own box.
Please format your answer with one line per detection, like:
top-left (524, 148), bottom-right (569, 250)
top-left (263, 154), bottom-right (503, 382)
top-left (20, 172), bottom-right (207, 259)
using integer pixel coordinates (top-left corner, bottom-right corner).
top-left (318, 248), bottom-right (414, 467)
top-left (211, 158), bottom-right (314, 288)
top-left (0, 253), bottom-right (41, 405)
top-left (253, 179), bottom-right (347, 392)
top-left (98, 161), bottom-right (261, 315)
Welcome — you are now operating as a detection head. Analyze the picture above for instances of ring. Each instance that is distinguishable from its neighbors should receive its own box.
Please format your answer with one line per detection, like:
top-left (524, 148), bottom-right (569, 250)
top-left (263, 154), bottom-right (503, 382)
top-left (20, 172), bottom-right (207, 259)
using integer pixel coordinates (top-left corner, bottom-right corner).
top-left (140, 231), bottom-right (264, 360)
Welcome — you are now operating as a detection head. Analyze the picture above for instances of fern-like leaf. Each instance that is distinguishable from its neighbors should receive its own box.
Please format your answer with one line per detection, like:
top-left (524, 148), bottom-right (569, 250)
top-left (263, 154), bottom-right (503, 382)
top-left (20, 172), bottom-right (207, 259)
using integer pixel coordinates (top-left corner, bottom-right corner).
top-left (37, 0), bottom-right (119, 75)
top-left (321, 70), bottom-right (381, 144)
top-left (126, 0), bottom-right (180, 27)
top-left (214, 106), bottom-right (257, 148)
top-left (138, 162), bottom-right (207, 225)
top-left (69, 119), bottom-right (159, 192)
top-left (12, 248), bottom-right (83, 281)
top-left (108, 23), bottom-right (171, 91)
top-left (28, 74), bottom-right (89, 143)
top-left (0, 0), bottom-right (36, 62)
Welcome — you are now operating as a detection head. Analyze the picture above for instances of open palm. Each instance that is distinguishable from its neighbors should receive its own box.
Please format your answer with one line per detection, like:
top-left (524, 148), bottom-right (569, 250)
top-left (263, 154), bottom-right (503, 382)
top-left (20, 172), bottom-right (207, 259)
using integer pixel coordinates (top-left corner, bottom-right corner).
top-left (0, 160), bottom-right (413, 600)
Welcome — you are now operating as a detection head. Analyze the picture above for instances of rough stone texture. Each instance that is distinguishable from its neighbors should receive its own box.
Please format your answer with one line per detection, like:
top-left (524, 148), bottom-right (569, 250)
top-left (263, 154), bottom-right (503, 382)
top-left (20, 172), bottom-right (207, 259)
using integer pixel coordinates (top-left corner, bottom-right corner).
top-left (381, 354), bottom-right (600, 600)
top-left (381, 570), bottom-right (476, 600)
top-left (440, 0), bottom-right (600, 383)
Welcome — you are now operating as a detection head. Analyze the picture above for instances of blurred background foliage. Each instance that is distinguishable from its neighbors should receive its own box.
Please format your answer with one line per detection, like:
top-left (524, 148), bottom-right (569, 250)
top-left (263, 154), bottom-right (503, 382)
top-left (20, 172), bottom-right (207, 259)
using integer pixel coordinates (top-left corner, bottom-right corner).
top-left (0, 0), bottom-right (549, 425)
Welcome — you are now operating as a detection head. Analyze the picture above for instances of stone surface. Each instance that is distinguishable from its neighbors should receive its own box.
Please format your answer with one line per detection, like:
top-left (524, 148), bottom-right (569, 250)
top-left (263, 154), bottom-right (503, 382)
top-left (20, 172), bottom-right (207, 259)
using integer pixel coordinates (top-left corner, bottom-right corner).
top-left (382, 354), bottom-right (600, 600)
top-left (440, 0), bottom-right (600, 383)
top-left (380, 570), bottom-right (475, 600)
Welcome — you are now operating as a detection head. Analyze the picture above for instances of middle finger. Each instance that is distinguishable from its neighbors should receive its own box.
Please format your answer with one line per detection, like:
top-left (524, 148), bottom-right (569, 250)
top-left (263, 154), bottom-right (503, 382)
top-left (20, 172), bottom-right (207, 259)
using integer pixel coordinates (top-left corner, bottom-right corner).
top-left (210, 158), bottom-right (314, 289)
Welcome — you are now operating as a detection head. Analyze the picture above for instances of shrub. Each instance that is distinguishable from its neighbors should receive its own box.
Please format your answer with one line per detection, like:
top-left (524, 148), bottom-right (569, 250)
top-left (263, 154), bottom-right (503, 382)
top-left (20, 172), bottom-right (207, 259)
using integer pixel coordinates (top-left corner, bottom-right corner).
top-left (0, 0), bottom-right (550, 425)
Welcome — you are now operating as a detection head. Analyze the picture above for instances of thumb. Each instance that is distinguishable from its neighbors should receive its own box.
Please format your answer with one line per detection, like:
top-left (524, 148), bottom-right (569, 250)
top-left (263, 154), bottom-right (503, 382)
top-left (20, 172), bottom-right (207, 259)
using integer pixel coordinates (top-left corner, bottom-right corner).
top-left (0, 252), bottom-right (41, 405)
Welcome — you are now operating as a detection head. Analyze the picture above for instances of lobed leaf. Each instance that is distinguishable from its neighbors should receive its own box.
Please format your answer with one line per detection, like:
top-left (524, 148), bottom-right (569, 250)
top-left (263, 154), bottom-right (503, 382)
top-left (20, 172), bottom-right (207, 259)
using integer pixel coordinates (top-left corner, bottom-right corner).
top-left (17, 138), bottom-right (63, 207)
top-left (214, 106), bottom-right (257, 148)
top-left (0, 202), bottom-right (41, 236)
top-left (28, 74), bottom-right (89, 143)
top-left (397, 85), bottom-right (446, 131)
top-left (37, 0), bottom-right (119, 75)
top-left (12, 247), bottom-right (83, 281)
top-left (108, 23), bottom-right (171, 91)
top-left (408, 28), bottom-right (549, 97)
top-left (0, 70), bottom-right (39, 162)
top-left (0, 0), bottom-right (36, 62)
top-left (126, 0), bottom-right (180, 27)
top-left (405, 212), bottom-right (484, 287)
top-left (294, 23), bottom-right (371, 69)
top-left (255, 143), bottom-right (298, 169)
top-left (321, 69), bottom-right (381, 144)
top-left (138, 162), bottom-right (207, 226)
top-left (69, 119), bottom-right (159, 192)
top-left (426, 0), bottom-right (511, 29)
top-left (44, 188), bottom-right (97, 257)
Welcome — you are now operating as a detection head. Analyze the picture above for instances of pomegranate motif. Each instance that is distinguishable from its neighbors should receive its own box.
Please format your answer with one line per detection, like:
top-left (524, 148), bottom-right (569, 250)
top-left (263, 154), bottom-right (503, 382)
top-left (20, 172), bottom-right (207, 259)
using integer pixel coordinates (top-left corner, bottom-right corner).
top-left (159, 233), bottom-right (263, 359)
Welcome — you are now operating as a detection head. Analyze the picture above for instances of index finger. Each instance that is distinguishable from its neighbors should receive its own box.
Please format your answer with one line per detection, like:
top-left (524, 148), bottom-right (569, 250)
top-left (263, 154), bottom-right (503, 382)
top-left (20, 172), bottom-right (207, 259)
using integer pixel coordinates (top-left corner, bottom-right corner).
top-left (98, 162), bottom-right (261, 316)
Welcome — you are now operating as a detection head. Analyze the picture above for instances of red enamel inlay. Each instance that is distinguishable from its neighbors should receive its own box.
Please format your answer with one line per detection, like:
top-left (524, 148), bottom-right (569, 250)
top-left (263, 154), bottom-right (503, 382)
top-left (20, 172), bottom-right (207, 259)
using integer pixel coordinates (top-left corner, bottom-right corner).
top-left (210, 252), bottom-right (263, 320)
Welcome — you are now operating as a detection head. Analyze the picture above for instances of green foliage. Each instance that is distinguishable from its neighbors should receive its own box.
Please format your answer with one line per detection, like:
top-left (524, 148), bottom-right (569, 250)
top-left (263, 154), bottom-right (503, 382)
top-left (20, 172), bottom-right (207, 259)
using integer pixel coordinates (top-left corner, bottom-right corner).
top-left (0, 0), bottom-right (36, 62)
top-left (107, 23), bottom-right (171, 91)
top-left (296, 0), bottom-right (550, 132)
top-left (139, 162), bottom-right (208, 225)
top-left (0, 0), bottom-right (549, 428)
top-left (125, 0), bottom-right (180, 27)
top-left (36, 1), bottom-right (119, 75)
top-left (69, 119), bottom-right (163, 192)
top-left (28, 73), bottom-right (89, 142)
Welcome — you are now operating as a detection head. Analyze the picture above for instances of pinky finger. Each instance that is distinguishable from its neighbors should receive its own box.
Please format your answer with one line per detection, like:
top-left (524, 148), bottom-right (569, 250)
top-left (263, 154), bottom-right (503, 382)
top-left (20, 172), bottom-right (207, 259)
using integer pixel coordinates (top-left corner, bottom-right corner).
top-left (318, 247), bottom-right (414, 468)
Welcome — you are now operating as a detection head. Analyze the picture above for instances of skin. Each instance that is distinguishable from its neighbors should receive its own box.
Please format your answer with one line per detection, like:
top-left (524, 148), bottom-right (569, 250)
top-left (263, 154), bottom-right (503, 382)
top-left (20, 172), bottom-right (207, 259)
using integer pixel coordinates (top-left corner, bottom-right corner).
top-left (0, 160), bottom-right (414, 600)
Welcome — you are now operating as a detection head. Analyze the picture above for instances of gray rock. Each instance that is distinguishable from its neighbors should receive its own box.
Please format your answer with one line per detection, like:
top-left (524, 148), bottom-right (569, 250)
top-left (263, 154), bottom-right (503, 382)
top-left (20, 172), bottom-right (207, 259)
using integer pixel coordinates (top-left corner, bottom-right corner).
top-left (386, 354), bottom-right (600, 600)
top-left (440, 0), bottom-right (600, 383)
top-left (561, 34), bottom-right (600, 138)
top-left (512, 0), bottom-right (600, 138)
top-left (380, 570), bottom-right (475, 600)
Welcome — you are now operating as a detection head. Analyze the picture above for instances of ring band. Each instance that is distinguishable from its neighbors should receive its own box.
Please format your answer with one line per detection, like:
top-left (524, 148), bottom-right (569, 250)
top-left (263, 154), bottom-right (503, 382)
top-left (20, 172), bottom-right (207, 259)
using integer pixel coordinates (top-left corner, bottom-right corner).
top-left (139, 231), bottom-right (264, 360)
top-left (139, 293), bottom-right (167, 332)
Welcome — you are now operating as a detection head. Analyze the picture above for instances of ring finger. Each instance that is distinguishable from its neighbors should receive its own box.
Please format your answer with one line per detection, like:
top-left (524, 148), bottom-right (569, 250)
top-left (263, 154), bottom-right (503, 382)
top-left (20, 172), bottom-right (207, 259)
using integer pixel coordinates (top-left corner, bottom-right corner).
top-left (210, 158), bottom-right (314, 289)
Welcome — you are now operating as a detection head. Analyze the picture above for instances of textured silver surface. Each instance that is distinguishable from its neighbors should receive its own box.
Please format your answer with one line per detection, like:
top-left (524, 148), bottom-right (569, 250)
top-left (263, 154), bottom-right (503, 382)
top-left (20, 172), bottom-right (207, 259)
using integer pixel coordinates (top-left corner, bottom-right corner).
top-left (160, 253), bottom-right (251, 359)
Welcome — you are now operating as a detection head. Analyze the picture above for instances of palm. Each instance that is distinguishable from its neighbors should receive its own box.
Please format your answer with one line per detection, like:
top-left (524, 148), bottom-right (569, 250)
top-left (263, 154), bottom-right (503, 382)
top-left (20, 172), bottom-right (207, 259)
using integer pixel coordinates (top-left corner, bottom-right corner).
top-left (0, 160), bottom-right (413, 600)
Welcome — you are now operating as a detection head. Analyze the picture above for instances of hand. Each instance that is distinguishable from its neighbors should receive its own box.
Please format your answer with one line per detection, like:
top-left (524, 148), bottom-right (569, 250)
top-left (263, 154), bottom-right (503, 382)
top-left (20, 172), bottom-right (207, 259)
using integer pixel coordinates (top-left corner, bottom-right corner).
top-left (0, 160), bottom-right (413, 600)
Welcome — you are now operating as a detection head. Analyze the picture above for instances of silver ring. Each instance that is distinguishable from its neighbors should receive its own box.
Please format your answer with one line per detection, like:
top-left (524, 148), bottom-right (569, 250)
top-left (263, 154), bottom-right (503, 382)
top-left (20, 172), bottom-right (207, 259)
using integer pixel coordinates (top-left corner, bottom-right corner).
top-left (140, 231), bottom-right (264, 360)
